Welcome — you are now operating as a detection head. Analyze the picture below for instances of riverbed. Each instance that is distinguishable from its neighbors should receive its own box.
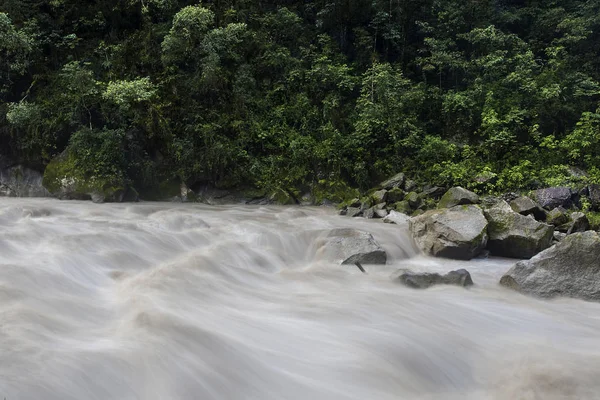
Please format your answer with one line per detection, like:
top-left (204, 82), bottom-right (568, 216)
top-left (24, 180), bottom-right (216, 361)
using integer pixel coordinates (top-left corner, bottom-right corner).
top-left (0, 198), bottom-right (599, 399)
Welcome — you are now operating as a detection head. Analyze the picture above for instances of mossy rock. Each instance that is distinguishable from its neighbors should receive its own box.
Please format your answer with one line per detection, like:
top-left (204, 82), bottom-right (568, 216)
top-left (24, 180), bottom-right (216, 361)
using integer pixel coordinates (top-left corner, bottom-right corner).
top-left (387, 187), bottom-right (406, 203)
top-left (438, 187), bottom-right (480, 209)
top-left (405, 192), bottom-right (422, 209)
top-left (394, 200), bottom-right (412, 214)
top-left (43, 151), bottom-right (127, 202)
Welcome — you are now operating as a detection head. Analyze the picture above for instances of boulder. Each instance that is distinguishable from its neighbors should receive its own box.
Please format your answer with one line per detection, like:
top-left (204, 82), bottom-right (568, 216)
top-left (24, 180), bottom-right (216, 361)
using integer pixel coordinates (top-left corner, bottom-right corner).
top-left (380, 173), bottom-right (406, 190)
top-left (546, 207), bottom-right (569, 226)
top-left (363, 207), bottom-right (376, 219)
top-left (405, 192), bottom-right (422, 209)
top-left (499, 231), bottom-right (600, 301)
top-left (510, 196), bottom-right (546, 221)
top-left (372, 189), bottom-right (388, 204)
top-left (553, 232), bottom-right (567, 242)
top-left (43, 151), bottom-right (130, 202)
top-left (386, 187), bottom-right (406, 203)
top-left (567, 212), bottom-right (590, 234)
top-left (374, 207), bottom-right (388, 219)
top-left (394, 201), bottom-right (412, 214)
top-left (0, 165), bottom-right (50, 197)
top-left (346, 207), bottom-right (362, 217)
top-left (317, 228), bottom-right (387, 265)
top-left (396, 269), bottom-right (474, 289)
top-left (422, 185), bottom-right (446, 199)
top-left (403, 179), bottom-right (417, 192)
top-left (484, 200), bottom-right (554, 259)
top-left (409, 205), bottom-right (488, 260)
top-left (437, 187), bottom-right (480, 209)
top-left (533, 187), bottom-right (573, 210)
top-left (383, 210), bottom-right (411, 225)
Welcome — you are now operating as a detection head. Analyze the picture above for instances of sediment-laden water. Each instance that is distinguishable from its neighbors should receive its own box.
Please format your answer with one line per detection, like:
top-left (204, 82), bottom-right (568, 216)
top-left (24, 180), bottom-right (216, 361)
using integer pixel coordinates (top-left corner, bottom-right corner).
top-left (0, 198), bottom-right (599, 400)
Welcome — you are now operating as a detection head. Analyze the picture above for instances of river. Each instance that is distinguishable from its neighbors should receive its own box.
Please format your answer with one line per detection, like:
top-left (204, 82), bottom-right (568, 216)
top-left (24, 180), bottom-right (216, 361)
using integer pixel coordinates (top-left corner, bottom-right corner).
top-left (0, 198), bottom-right (599, 400)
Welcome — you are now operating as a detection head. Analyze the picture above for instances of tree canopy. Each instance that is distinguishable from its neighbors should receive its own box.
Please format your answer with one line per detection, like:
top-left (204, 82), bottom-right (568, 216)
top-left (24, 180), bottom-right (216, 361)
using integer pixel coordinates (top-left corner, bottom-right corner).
top-left (1, 0), bottom-right (599, 198)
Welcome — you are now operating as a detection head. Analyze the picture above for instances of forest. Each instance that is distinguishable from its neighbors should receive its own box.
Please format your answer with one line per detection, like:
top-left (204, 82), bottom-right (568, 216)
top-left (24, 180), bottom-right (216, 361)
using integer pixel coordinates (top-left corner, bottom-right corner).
top-left (1, 0), bottom-right (600, 201)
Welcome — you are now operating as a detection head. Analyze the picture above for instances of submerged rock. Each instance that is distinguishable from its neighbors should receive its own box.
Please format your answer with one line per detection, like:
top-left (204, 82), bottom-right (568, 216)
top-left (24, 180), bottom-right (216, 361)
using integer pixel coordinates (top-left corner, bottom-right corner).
top-left (500, 231), bottom-right (600, 301)
top-left (409, 205), bottom-right (488, 260)
top-left (484, 200), bottom-right (553, 259)
top-left (396, 269), bottom-right (474, 289)
top-left (317, 228), bottom-right (387, 265)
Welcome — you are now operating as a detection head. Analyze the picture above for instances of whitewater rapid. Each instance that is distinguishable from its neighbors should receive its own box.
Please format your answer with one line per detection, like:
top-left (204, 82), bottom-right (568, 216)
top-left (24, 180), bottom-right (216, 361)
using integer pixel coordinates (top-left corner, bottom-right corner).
top-left (0, 198), bottom-right (599, 400)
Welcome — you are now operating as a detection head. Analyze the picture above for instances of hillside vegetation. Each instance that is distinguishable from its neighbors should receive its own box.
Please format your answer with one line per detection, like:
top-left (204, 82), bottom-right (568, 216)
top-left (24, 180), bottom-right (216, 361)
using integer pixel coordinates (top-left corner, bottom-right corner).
top-left (1, 0), bottom-right (600, 200)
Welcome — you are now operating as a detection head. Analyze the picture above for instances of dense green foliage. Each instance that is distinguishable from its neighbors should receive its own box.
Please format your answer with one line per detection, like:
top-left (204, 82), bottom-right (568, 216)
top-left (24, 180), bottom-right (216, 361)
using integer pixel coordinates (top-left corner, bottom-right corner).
top-left (1, 0), bottom-right (600, 197)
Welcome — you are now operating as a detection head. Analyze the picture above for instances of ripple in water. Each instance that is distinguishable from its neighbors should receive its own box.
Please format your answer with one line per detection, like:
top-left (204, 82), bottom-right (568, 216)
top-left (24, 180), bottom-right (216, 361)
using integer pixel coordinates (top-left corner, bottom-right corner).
top-left (0, 198), bottom-right (599, 400)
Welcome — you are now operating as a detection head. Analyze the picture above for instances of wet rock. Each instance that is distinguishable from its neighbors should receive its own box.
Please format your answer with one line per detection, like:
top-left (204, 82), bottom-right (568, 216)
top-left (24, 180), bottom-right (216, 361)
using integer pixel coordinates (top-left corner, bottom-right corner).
top-left (396, 269), bottom-right (474, 289)
top-left (363, 207), bottom-right (376, 219)
top-left (484, 200), bottom-right (554, 259)
top-left (500, 231), bottom-right (600, 301)
top-left (510, 196), bottom-right (546, 221)
top-left (533, 187), bottom-right (573, 210)
top-left (437, 187), bottom-right (480, 209)
top-left (409, 205), bottom-right (488, 260)
top-left (380, 173), bottom-right (406, 190)
top-left (383, 210), bottom-right (411, 225)
top-left (318, 228), bottom-right (387, 265)
top-left (375, 209), bottom-right (388, 218)
top-left (346, 207), bottom-right (362, 218)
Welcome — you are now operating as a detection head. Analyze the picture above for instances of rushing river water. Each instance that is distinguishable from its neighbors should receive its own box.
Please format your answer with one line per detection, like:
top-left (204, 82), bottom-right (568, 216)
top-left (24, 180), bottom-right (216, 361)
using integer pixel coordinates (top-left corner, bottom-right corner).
top-left (1, 198), bottom-right (600, 400)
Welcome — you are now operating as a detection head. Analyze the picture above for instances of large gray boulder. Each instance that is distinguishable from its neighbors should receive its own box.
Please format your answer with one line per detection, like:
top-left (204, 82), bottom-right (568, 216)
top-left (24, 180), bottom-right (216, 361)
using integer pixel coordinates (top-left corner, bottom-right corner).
top-left (437, 187), bottom-right (480, 209)
top-left (484, 200), bottom-right (554, 259)
top-left (316, 228), bottom-right (387, 265)
top-left (0, 165), bottom-right (50, 197)
top-left (500, 231), bottom-right (600, 301)
top-left (409, 205), bottom-right (488, 260)
top-left (510, 196), bottom-right (546, 221)
top-left (533, 187), bottom-right (573, 210)
top-left (396, 269), bottom-right (474, 289)
top-left (380, 173), bottom-right (406, 190)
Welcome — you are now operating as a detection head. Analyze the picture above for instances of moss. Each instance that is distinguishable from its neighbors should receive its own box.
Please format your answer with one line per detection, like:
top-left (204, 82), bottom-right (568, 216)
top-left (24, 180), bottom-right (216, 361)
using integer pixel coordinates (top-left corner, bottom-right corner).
top-left (43, 151), bottom-right (126, 200)
top-left (387, 187), bottom-right (405, 203)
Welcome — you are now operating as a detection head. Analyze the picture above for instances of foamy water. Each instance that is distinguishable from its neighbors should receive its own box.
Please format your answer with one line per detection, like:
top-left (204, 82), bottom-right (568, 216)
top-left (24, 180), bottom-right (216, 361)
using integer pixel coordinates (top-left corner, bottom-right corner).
top-left (0, 198), bottom-right (599, 400)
